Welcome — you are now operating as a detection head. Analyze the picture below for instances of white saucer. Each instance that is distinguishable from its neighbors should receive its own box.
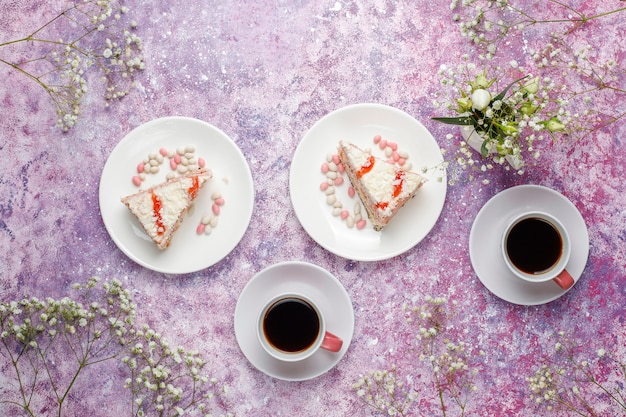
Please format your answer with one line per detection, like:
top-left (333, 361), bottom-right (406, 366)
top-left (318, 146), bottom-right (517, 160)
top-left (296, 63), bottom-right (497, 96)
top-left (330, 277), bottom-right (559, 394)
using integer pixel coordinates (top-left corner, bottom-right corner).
top-left (234, 262), bottom-right (354, 381)
top-left (289, 103), bottom-right (447, 261)
top-left (99, 117), bottom-right (254, 274)
top-left (469, 185), bottom-right (589, 305)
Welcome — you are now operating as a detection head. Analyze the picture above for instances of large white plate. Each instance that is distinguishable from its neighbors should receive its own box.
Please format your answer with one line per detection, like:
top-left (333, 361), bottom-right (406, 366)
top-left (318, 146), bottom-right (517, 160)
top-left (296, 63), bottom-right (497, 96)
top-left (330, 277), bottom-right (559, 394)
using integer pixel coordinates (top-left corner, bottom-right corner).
top-left (234, 261), bottom-right (354, 381)
top-left (289, 103), bottom-right (447, 261)
top-left (99, 117), bottom-right (254, 274)
top-left (469, 185), bottom-right (589, 305)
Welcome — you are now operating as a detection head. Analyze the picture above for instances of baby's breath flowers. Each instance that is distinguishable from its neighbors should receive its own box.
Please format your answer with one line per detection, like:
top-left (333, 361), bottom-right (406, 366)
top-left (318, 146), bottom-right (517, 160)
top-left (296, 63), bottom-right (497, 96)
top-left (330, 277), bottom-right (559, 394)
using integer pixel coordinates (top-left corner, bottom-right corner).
top-left (433, 60), bottom-right (565, 176)
top-left (526, 331), bottom-right (626, 416)
top-left (123, 326), bottom-right (231, 417)
top-left (0, 277), bottom-right (231, 417)
top-left (0, 0), bottom-right (144, 131)
top-left (353, 295), bottom-right (482, 416)
top-left (448, 0), bottom-right (626, 141)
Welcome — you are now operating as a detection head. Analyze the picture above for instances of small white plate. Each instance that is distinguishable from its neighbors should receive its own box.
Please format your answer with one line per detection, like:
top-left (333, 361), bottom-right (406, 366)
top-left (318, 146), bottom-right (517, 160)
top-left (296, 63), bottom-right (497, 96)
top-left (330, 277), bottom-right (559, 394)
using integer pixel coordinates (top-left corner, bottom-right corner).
top-left (469, 185), bottom-right (589, 305)
top-left (99, 117), bottom-right (254, 274)
top-left (289, 103), bottom-right (447, 261)
top-left (234, 262), bottom-right (354, 381)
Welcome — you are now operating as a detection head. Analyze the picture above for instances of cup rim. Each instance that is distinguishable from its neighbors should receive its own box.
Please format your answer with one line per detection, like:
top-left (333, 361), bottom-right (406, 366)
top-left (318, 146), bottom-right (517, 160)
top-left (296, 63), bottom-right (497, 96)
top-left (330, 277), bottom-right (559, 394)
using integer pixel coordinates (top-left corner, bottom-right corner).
top-left (501, 211), bottom-right (571, 283)
top-left (257, 292), bottom-right (325, 362)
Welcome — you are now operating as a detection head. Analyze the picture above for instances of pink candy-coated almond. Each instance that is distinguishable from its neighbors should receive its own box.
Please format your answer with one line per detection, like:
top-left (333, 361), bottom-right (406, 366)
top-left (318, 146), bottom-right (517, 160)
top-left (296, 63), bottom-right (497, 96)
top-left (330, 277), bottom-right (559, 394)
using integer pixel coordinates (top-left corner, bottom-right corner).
top-left (332, 154), bottom-right (340, 164)
top-left (392, 151), bottom-right (400, 161)
top-left (337, 163), bottom-right (345, 173)
top-left (214, 197), bottom-right (225, 206)
top-left (321, 163), bottom-right (329, 174)
top-left (159, 147), bottom-right (168, 156)
top-left (334, 177), bottom-right (344, 186)
top-left (340, 210), bottom-right (349, 220)
top-left (212, 203), bottom-right (220, 215)
top-left (137, 162), bottom-right (145, 173)
top-left (388, 141), bottom-right (398, 151)
top-left (348, 187), bottom-right (355, 198)
top-left (196, 224), bottom-right (206, 235)
top-left (373, 134), bottom-right (382, 143)
top-left (356, 219), bottom-right (367, 229)
top-left (320, 182), bottom-right (329, 191)
top-left (379, 139), bottom-right (387, 149)
top-left (174, 154), bottom-right (182, 164)
top-left (398, 158), bottom-right (406, 166)
top-left (198, 157), bottom-right (206, 168)
top-left (170, 159), bottom-right (178, 170)
top-left (132, 176), bottom-right (142, 186)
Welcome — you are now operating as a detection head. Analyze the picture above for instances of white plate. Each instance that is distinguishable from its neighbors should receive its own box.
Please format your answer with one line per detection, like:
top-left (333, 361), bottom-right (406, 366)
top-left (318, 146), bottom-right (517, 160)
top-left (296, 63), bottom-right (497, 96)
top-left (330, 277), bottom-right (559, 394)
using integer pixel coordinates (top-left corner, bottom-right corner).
top-left (469, 185), bottom-right (589, 305)
top-left (289, 103), bottom-right (447, 261)
top-left (99, 117), bottom-right (254, 274)
top-left (234, 262), bottom-right (354, 381)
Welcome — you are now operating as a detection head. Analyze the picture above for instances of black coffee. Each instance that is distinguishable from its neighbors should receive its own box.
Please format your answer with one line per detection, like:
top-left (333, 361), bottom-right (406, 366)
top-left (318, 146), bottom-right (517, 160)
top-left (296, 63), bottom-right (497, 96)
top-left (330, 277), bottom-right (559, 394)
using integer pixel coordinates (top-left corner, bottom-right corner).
top-left (506, 217), bottom-right (562, 274)
top-left (263, 298), bottom-right (320, 353)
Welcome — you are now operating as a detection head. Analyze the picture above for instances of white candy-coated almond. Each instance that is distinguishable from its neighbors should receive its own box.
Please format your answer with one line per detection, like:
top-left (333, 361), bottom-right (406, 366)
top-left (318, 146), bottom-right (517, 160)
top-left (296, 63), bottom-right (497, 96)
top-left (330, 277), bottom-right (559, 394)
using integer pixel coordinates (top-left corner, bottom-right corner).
top-left (404, 162), bottom-right (413, 171)
top-left (398, 150), bottom-right (409, 159)
top-left (209, 217), bottom-right (219, 227)
top-left (201, 215), bottom-right (212, 225)
top-left (204, 225), bottom-right (212, 235)
top-left (326, 171), bottom-right (338, 180)
top-left (354, 203), bottom-right (361, 214)
top-left (325, 186), bottom-right (335, 195)
top-left (328, 162), bottom-right (337, 171)
top-left (346, 217), bottom-right (355, 228)
top-left (326, 195), bottom-right (336, 205)
top-left (385, 147), bottom-right (393, 157)
top-left (211, 192), bottom-right (222, 200)
top-left (333, 201), bottom-right (343, 208)
top-left (332, 208), bottom-right (342, 216)
top-left (185, 145), bottom-right (196, 153)
top-left (177, 165), bottom-right (188, 174)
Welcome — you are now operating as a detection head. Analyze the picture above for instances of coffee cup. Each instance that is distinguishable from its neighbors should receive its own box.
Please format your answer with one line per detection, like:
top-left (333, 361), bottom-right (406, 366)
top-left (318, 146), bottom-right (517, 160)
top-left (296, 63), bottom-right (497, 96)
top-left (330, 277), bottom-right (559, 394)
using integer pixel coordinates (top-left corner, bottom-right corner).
top-left (257, 293), bottom-right (343, 362)
top-left (502, 211), bottom-right (574, 290)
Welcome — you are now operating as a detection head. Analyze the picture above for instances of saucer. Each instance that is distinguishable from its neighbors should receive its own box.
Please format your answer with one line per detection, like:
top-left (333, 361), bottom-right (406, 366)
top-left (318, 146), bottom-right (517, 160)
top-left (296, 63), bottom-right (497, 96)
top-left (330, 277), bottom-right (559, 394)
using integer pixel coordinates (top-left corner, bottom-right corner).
top-left (469, 185), bottom-right (589, 305)
top-left (234, 262), bottom-right (354, 381)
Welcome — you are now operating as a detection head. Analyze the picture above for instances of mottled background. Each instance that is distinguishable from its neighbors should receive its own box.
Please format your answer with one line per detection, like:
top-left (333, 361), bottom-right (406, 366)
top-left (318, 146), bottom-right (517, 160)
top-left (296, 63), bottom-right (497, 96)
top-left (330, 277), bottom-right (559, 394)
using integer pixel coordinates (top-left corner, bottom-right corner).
top-left (1, 0), bottom-right (625, 416)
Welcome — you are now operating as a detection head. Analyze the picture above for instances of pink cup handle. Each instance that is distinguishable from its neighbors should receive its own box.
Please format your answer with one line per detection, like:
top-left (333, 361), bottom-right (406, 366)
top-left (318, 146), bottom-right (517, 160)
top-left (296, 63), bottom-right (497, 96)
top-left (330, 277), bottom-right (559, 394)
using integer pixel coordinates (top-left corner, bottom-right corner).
top-left (320, 331), bottom-right (343, 352)
top-left (553, 269), bottom-right (574, 290)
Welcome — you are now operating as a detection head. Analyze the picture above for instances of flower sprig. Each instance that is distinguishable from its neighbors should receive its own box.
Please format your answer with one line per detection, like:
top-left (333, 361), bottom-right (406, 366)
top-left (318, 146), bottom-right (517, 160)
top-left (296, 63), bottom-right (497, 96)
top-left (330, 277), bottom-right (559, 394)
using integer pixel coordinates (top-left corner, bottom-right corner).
top-left (123, 326), bottom-right (231, 417)
top-left (0, 0), bottom-right (144, 131)
top-left (353, 295), bottom-right (481, 417)
top-left (433, 60), bottom-right (566, 176)
top-left (0, 277), bottom-right (231, 417)
top-left (526, 331), bottom-right (626, 416)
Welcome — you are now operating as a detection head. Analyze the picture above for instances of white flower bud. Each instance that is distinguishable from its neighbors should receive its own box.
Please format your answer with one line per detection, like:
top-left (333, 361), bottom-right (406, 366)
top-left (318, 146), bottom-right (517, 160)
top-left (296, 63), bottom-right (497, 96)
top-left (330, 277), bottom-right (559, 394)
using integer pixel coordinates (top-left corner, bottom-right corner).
top-left (471, 89), bottom-right (491, 111)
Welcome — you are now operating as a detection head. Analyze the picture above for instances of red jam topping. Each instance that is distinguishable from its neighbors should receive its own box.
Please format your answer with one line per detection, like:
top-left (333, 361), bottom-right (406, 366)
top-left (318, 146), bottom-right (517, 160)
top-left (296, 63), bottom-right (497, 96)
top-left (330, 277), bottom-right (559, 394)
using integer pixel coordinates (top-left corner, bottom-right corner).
top-left (357, 156), bottom-right (375, 178)
top-left (188, 176), bottom-right (200, 199)
top-left (393, 171), bottom-right (404, 198)
top-left (151, 191), bottom-right (165, 235)
top-left (376, 201), bottom-right (389, 210)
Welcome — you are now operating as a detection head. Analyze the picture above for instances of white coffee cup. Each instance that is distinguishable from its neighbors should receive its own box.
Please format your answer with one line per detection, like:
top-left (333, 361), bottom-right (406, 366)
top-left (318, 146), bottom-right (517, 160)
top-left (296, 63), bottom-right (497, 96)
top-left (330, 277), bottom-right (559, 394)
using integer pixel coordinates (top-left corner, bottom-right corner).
top-left (502, 211), bottom-right (574, 290)
top-left (257, 293), bottom-right (343, 362)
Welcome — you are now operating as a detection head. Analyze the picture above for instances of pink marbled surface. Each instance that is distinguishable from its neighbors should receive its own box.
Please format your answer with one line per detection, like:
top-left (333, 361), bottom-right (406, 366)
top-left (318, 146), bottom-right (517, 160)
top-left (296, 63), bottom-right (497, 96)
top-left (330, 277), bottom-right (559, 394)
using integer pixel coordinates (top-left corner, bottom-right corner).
top-left (1, 0), bottom-right (625, 416)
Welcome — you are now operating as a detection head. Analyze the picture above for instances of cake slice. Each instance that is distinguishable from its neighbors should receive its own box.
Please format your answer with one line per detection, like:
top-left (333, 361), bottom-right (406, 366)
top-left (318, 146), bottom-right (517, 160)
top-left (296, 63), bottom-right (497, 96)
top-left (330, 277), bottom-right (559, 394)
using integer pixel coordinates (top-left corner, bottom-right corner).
top-left (121, 168), bottom-right (212, 250)
top-left (337, 141), bottom-right (425, 231)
